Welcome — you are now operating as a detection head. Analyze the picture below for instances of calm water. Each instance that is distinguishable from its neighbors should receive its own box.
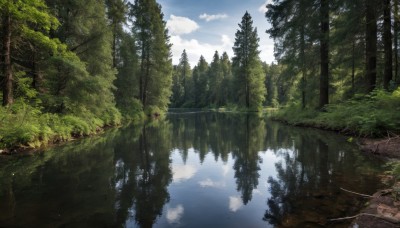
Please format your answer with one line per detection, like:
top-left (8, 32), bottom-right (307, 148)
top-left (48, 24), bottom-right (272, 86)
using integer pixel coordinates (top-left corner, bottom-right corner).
top-left (0, 112), bottom-right (383, 227)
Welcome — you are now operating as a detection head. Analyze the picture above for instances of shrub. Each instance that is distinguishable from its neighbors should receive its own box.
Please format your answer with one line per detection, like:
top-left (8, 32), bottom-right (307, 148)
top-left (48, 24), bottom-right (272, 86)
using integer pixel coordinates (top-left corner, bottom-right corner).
top-left (273, 89), bottom-right (400, 136)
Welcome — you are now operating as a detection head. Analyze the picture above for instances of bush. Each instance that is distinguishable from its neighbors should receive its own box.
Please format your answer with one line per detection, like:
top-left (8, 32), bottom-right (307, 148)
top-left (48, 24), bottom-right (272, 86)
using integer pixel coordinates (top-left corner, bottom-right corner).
top-left (0, 99), bottom-right (128, 149)
top-left (273, 89), bottom-right (400, 136)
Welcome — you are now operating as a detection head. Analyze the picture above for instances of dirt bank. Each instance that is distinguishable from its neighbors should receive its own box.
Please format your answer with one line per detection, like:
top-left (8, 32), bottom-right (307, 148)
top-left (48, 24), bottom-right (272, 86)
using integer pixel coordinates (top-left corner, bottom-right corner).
top-left (347, 137), bottom-right (400, 227)
top-left (359, 136), bottom-right (400, 159)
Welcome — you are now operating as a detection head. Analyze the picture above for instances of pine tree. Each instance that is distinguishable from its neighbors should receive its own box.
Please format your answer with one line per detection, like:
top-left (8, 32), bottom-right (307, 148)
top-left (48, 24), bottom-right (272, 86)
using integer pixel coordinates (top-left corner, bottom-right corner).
top-left (192, 56), bottom-right (209, 107)
top-left (319, 0), bottom-right (330, 108)
top-left (233, 12), bottom-right (266, 110)
top-left (220, 52), bottom-right (233, 105)
top-left (0, 0), bottom-right (59, 106)
top-left (383, 0), bottom-right (393, 90)
top-left (114, 32), bottom-right (141, 116)
top-left (45, 0), bottom-right (117, 117)
top-left (266, 0), bottom-right (318, 108)
top-left (130, 0), bottom-right (172, 113)
top-left (105, 0), bottom-right (128, 68)
top-left (365, 0), bottom-right (377, 92)
top-left (209, 51), bottom-right (224, 106)
top-left (171, 66), bottom-right (184, 107)
top-left (178, 50), bottom-right (192, 106)
top-left (330, 0), bottom-right (365, 97)
top-left (264, 63), bottom-right (280, 107)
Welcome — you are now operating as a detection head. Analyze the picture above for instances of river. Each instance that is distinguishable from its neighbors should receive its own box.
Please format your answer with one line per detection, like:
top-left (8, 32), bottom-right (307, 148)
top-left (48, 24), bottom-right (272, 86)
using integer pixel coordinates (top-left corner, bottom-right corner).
top-left (0, 111), bottom-right (383, 227)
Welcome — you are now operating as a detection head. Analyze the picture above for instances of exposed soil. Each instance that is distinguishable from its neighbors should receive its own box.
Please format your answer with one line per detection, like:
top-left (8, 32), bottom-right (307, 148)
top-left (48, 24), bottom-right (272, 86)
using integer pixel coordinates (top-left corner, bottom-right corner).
top-left (349, 137), bottom-right (400, 228)
top-left (359, 136), bottom-right (400, 159)
top-left (350, 189), bottom-right (400, 228)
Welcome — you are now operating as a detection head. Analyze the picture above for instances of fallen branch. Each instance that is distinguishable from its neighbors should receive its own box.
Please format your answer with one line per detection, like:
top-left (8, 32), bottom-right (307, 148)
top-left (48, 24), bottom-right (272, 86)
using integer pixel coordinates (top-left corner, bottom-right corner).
top-left (340, 187), bottom-right (373, 198)
top-left (329, 214), bottom-right (360, 221)
top-left (330, 213), bottom-right (400, 224)
top-left (386, 132), bottom-right (400, 144)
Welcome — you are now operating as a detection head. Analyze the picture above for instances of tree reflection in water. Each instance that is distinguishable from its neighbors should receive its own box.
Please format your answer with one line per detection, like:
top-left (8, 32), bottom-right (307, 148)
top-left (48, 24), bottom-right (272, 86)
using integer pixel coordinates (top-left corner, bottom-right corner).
top-left (113, 121), bottom-right (172, 228)
top-left (263, 124), bottom-right (383, 227)
top-left (0, 112), bottom-right (383, 227)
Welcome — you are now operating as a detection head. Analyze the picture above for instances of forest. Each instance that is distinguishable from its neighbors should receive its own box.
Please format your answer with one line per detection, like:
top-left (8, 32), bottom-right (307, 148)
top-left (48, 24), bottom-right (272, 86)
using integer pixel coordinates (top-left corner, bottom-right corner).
top-left (1, 0), bottom-right (400, 150)
top-left (170, 0), bottom-right (400, 136)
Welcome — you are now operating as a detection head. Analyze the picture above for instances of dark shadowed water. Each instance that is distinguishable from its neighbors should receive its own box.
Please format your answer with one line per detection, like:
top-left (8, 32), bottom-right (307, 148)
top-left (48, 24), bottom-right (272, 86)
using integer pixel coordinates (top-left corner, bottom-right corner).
top-left (0, 112), bottom-right (384, 227)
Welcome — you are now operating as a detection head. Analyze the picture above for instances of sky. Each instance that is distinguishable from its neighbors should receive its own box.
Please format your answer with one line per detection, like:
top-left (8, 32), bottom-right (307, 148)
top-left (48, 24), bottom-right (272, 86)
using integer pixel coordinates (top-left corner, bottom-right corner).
top-left (156, 0), bottom-right (275, 66)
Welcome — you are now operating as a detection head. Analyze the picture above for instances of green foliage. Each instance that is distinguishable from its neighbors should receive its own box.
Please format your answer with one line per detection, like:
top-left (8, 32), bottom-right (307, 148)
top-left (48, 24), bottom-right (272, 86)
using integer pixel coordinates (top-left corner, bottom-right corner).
top-left (0, 100), bottom-right (123, 149)
top-left (274, 89), bottom-right (400, 136)
top-left (233, 12), bottom-right (266, 110)
top-left (130, 0), bottom-right (173, 112)
top-left (145, 105), bottom-right (163, 118)
top-left (171, 50), bottom-right (192, 107)
top-left (386, 162), bottom-right (400, 182)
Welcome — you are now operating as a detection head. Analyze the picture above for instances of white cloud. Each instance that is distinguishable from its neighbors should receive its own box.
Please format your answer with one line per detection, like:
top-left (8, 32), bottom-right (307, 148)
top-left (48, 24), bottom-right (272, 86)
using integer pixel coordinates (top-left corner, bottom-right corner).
top-left (172, 164), bottom-right (197, 183)
top-left (167, 205), bottom-right (184, 224)
top-left (222, 164), bottom-right (230, 176)
top-left (259, 0), bottom-right (274, 14)
top-left (198, 178), bottom-right (225, 188)
top-left (259, 43), bottom-right (275, 64)
top-left (221, 35), bottom-right (233, 47)
top-left (199, 13), bottom-right (228, 22)
top-left (229, 196), bottom-right (243, 212)
top-left (170, 35), bottom-right (234, 66)
top-left (167, 15), bottom-right (199, 35)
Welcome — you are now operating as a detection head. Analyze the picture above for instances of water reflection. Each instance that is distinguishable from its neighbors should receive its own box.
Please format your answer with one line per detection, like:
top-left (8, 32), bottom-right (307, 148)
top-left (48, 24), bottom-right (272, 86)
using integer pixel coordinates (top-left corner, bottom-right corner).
top-left (263, 124), bottom-right (382, 227)
top-left (0, 112), bottom-right (383, 227)
top-left (114, 122), bottom-right (172, 228)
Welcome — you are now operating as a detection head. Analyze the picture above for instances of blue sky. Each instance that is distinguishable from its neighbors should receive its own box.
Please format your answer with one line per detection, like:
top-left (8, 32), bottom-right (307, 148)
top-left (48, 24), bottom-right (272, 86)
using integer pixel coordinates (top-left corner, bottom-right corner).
top-left (157, 0), bottom-right (275, 66)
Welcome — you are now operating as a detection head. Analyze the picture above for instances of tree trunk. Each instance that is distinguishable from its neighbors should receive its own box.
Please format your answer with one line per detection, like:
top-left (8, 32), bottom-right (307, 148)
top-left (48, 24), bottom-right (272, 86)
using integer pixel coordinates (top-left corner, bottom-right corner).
top-left (365, 0), bottom-right (377, 93)
top-left (139, 38), bottom-right (145, 105)
top-left (143, 50), bottom-right (150, 108)
top-left (319, 0), bottom-right (329, 108)
top-left (300, 1), bottom-right (306, 109)
top-left (2, 11), bottom-right (13, 106)
top-left (383, 0), bottom-right (393, 90)
top-left (394, 0), bottom-right (399, 84)
top-left (112, 26), bottom-right (117, 68)
top-left (31, 48), bottom-right (42, 92)
top-left (352, 40), bottom-right (356, 95)
top-left (246, 72), bottom-right (250, 109)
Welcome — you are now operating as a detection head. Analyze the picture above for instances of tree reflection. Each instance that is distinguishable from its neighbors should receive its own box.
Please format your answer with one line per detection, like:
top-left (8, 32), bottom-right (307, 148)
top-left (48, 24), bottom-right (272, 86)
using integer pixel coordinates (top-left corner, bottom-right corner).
top-left (168, 112), bottom-right (266, 205)
top-left (263, 126), bottom-right (382, 227)
top-left (232, 114), bottom-right (265, 204)
top-left (113, 122), bottom-right (172, 228)
top-left (0, 113), bottom-right (383, 227)
top-left (0, 129), bottom-right (120, 227)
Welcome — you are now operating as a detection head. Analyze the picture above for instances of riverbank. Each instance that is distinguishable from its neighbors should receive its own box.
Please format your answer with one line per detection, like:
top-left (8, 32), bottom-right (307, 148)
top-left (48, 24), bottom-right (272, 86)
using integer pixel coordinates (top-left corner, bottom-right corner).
top-left (0, 102), bottom-right (149, 154)
top-left (270, 97), bottom-right (400, 227)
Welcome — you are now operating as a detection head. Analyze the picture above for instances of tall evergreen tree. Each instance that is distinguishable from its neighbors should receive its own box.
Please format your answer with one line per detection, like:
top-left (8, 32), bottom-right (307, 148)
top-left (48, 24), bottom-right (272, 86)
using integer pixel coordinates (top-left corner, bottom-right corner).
top-left (319, 0), bottom-right (330, 107)
top-left (114, 32), bottom-right (140, 116)
top-left (178, 49), bottom-right (192, 104)
top-left (130, 0), bottom-right (172, 112)
top-left (220, 52), bottom-right (233, 105)
top-left (330, 0), bottom-right (365, 97)
top-left (171, 66), bottom-right (184, 107)
top-left (266, 0), bottom-right (318, 108)
top-left (365, 0), bottom-right (377, 92)
top-left (192, 56), bottom-right (209, 107)
top-left (264, 62), bottom-right (280, 107)
top-left (383, 0), bottom-right (393, 90)
top-left (233, 12), bottom-right (266, 110)
top-left (209, 51), bottom-right (224, 106)
top-left (395, 0), bottom-right (400, 83)
top-left (105, 0), bottom-right (128, 68)
top-left (45, 0), bottom-right (117, 116)
top-left (0, 0), bottom-right (59, 106)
